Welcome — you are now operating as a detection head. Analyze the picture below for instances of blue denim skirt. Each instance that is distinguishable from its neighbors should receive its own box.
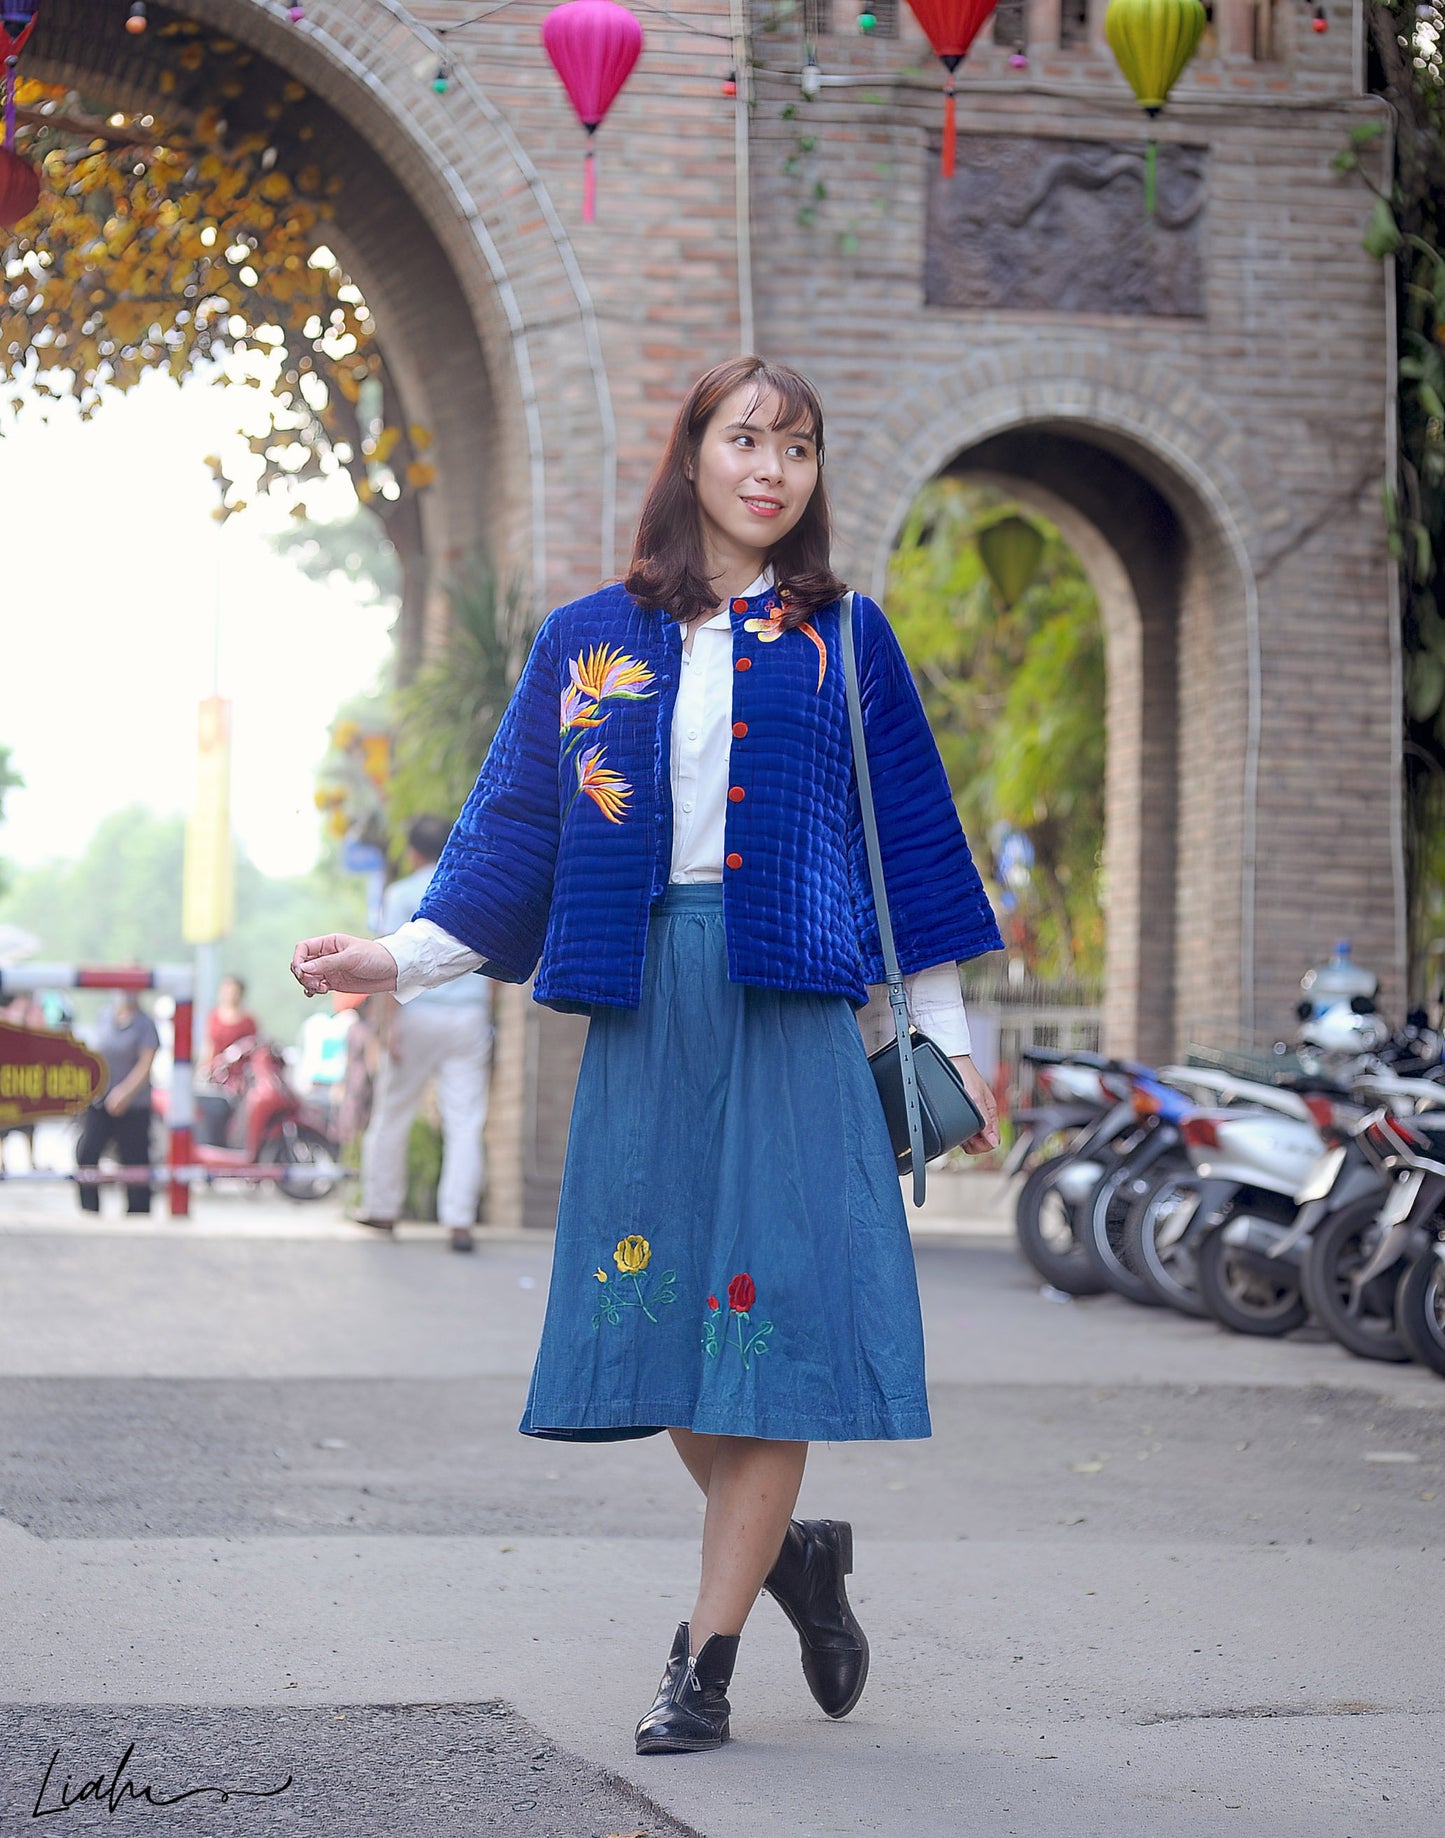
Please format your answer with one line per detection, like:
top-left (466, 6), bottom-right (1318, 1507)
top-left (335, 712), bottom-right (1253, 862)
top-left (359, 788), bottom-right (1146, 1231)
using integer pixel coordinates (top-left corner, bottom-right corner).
top-left (519, 883), bottom-right (931, 1443)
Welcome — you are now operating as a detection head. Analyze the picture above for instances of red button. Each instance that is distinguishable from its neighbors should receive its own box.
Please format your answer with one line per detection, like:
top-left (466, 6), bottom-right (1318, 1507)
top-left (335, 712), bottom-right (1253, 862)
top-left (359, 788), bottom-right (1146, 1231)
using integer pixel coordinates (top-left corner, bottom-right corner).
top-left (725, 852), bottom-right (743, 870)
top-left (731, 598), bottom-right (748, 613)
top-left (734, 656), bottom-right (751, 672)
top-left (732, 721), bottom-right (748, 739)
top-left (728, 786), bottom-right (746, 803)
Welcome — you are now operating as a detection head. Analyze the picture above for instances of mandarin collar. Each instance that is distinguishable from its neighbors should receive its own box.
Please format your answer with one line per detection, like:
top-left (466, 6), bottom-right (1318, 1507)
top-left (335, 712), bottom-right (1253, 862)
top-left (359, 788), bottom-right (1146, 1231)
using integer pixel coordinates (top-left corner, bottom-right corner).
top-left (692, 568), bottom-right (775, 631)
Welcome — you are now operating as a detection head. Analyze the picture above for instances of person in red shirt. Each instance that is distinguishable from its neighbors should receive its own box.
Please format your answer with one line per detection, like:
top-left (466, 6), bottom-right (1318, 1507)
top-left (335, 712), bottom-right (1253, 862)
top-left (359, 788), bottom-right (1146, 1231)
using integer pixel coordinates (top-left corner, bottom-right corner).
top-left (197, 974), bottom-right (258, 1147)
top-left (204, 975), bottom-right (257, 1071)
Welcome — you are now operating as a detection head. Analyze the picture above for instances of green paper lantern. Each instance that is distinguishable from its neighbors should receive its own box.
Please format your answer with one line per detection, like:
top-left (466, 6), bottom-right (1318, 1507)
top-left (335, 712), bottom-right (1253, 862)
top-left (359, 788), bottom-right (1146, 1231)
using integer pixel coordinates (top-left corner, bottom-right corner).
top-left (1104, 0), bottom-right (1206, 211)
top-left (977, 515), bottom-right (1044, 608)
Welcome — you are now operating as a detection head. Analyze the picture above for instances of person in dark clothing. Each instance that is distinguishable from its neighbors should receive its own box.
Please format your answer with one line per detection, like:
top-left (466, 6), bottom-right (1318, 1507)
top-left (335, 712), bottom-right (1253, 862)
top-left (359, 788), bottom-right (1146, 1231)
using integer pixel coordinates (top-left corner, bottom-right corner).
top-left (76, 993), bottom-right (160, 1213)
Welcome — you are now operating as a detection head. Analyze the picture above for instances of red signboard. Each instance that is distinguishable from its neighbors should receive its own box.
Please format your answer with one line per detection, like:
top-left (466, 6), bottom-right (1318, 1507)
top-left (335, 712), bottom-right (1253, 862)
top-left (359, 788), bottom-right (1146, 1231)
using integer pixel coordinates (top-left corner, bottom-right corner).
top-left (0, 1021), bottom-right (106, 1125)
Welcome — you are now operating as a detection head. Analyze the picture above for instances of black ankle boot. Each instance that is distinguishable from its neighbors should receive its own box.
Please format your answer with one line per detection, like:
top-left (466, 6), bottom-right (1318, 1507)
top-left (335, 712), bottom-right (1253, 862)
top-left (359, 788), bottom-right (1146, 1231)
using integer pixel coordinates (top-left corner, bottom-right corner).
top-left (634, 1621), bottom-right (739, 1755)
top-left (763, 1518), bottom-right (869, 1718)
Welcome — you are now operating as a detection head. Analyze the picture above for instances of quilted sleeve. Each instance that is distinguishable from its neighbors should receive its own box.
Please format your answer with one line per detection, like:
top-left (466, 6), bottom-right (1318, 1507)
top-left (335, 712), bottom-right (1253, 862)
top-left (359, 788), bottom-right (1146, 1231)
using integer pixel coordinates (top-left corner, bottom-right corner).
top-left (415, 610), bottom-right (563, 983)
top-left (850, 593), bottom-right (1005, 976)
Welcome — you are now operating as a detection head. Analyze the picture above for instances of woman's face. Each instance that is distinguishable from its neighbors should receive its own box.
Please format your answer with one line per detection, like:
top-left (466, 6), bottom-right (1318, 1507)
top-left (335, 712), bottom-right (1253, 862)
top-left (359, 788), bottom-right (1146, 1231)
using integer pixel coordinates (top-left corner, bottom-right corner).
top-left (690, 383), bottom-right (819, 568)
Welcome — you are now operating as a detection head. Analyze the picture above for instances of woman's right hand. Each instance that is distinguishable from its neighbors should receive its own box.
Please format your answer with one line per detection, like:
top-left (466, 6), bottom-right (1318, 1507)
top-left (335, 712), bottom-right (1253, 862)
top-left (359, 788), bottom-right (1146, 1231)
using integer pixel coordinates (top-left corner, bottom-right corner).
top-left (290, 934), bottom-right (399, 998)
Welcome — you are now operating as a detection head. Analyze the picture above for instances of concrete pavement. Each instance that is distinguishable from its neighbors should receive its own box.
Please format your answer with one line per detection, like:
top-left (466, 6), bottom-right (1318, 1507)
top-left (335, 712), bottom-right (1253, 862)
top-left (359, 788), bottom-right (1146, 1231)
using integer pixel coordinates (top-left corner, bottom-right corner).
top-left (1, 1186), bottom-right (1442, 1836)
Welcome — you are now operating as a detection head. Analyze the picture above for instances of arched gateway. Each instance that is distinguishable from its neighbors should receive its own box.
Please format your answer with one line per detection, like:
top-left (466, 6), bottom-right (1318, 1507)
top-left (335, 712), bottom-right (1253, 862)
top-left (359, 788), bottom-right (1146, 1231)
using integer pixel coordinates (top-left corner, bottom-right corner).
top-left (29, 0), bottom-right (1402, 1223)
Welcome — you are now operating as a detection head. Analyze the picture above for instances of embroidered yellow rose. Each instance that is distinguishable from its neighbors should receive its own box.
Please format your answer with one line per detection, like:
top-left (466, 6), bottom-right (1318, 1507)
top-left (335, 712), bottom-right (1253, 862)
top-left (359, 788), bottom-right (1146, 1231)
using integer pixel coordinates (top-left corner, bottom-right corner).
top-left (613, 1234), bottom-right (651, 1275)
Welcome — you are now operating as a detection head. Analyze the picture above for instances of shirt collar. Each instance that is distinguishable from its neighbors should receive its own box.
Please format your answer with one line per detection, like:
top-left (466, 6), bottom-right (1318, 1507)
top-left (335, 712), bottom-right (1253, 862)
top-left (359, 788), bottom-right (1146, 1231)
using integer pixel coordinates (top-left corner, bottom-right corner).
top-left (701, 566), bottom-right (774, 630)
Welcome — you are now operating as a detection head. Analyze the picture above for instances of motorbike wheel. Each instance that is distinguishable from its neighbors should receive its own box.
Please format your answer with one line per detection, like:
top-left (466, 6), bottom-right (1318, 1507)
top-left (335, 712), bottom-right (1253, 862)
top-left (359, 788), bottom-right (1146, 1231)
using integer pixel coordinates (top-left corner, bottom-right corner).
top-left (1300, 1196), bottom-right (1412, 1363)
top-left (1080, 1160), bottom-right (1163, 1306)
top-left (259, 1125), bottom-right (341, 1203)
top-left (1394, 1248), bottom-right (1445, 1377)
top-left (1196, 1219), bottom-right (1308, 1337)
top-left (1123, 1168), bottom-right (1210, 1318)
top-left (1014, 1151), bottom-right (1109, 1296)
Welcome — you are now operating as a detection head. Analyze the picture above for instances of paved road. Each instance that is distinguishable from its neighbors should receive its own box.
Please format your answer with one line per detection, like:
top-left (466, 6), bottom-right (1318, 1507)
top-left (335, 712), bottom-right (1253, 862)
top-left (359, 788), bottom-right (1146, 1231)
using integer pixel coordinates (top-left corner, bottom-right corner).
top-left (1, 1193), bottom-right (1442, 1837)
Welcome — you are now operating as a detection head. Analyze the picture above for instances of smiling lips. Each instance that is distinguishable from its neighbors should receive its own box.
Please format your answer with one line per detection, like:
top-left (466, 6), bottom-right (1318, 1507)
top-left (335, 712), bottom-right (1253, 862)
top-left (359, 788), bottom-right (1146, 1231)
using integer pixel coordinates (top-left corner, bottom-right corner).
top-left (741, 495), bottom-right (784, 518)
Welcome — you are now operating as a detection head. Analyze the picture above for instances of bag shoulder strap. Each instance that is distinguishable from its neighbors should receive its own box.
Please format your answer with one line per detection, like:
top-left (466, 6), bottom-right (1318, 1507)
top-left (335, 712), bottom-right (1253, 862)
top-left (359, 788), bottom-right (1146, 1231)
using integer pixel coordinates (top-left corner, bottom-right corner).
top-left (840, 591), bottom-right (928, 1205)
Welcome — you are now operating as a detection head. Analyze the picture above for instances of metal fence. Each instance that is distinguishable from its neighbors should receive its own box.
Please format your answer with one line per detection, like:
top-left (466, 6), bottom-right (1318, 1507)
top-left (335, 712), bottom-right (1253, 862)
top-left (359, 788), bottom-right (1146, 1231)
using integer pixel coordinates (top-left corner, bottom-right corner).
top-left (958, 975), bottom-right (1104, 1118)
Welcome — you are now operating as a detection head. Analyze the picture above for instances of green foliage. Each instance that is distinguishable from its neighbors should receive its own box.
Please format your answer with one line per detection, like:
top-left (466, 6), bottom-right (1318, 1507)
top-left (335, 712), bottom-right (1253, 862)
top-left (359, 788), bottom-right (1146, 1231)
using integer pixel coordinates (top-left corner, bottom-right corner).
top-left (1348, 1), bottom-right (1445, 998)
top-left (887, 479), bottom-right (1105, 978)
top-left (271, 505), bottom-right (402, 607)
top-left (0, 806), bottom-right (367, 1040)
top-left (388, 564), bottom-right (531, 837)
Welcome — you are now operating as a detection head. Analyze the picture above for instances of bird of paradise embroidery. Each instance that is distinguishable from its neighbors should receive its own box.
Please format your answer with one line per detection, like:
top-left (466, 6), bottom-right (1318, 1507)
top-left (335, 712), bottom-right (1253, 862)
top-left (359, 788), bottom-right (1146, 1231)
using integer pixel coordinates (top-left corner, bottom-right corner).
top-left (742, 599), bottom-right (828, 692)
top-left (560, 681), bottom-right (608, 736)
top-left (569, 644), bottom-right (656, 702)
top-left (570, 743), bottom-right (632, 823)
top-left (559, 647), bottom-right (656, 804)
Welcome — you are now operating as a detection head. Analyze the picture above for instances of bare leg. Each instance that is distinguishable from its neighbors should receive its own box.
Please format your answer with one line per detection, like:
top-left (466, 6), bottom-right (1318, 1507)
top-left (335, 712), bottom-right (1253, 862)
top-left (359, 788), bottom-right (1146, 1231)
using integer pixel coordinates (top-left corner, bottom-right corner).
top-left (668, 1426), bottom-right (719, 1496)
top-left (688, 1436), bottom-right (808, 1650)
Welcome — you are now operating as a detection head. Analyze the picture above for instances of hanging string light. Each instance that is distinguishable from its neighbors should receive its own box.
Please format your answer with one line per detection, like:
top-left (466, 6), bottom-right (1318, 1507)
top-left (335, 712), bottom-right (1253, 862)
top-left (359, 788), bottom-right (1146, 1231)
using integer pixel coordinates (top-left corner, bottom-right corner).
top-left (125, 0), bottom-right (147, 32)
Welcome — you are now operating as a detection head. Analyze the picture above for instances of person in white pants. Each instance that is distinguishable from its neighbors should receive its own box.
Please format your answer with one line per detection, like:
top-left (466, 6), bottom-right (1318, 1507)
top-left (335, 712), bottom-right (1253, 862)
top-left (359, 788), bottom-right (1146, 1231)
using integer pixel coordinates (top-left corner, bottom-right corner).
top-left (358, 817), bottom-right (493, 1251)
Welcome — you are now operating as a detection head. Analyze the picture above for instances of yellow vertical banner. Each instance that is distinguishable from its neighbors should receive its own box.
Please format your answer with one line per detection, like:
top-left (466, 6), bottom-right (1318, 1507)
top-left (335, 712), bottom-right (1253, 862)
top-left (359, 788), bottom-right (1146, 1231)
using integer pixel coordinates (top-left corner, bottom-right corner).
top-left (182, 696), bottom-right (234, 945)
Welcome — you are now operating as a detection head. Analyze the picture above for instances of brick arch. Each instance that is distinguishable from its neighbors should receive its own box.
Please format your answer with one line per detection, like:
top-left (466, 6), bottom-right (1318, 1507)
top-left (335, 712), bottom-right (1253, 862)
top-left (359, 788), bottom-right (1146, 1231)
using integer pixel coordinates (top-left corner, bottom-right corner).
top-left (27, 0), bottom-right (618, 647)
top-left (835, 349), bottom-right (1281, 1057)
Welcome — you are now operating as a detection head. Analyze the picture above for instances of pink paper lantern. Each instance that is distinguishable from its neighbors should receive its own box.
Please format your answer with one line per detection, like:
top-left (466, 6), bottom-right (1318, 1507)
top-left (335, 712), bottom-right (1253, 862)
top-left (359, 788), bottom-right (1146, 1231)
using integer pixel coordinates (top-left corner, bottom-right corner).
top-left (541, 0), bottom-right (643, 222)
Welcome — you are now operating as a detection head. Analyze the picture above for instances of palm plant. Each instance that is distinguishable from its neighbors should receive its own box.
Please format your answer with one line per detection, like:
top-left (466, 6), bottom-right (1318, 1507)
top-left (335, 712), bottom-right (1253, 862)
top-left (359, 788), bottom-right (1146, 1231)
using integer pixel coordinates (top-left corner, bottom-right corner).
top-left (388, 563), bottom-right (533, 838)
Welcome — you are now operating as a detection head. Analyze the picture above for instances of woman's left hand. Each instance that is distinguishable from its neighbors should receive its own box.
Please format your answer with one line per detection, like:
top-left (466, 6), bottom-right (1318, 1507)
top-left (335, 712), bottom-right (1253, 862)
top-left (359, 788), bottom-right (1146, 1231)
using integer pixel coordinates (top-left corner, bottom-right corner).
top-left (950, 1054), bottom-right (999, 1155)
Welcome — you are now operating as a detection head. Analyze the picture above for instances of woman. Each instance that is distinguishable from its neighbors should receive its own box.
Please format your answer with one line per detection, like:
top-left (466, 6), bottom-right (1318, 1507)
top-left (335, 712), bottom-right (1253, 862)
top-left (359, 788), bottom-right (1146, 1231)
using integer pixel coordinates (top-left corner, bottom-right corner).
top-left (291, 356), bottom-right (1004, 1754)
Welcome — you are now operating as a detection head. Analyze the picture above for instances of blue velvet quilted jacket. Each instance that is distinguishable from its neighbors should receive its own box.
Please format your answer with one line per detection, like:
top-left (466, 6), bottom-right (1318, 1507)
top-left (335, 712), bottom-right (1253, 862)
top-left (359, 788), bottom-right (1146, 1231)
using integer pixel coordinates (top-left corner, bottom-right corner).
top-left (418, 581), bottom-right (1003, 1013)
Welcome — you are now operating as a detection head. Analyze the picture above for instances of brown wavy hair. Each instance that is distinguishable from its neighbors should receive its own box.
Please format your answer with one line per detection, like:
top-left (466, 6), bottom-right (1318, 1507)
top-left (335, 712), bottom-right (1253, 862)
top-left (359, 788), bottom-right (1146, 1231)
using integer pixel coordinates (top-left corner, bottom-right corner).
top-left (625, 355), bottom-right (845, 630)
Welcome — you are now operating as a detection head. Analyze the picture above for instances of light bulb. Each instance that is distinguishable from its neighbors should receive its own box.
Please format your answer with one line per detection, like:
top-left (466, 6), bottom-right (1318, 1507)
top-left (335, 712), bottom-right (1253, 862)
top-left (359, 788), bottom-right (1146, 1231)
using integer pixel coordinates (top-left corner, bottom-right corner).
top-left (801, 60), bottom-right (822, 98)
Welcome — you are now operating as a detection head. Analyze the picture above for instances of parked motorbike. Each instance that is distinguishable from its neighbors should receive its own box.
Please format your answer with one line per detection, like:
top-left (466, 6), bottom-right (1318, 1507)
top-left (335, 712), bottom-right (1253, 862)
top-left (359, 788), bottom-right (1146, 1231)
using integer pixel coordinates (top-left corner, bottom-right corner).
top-left (1002, 1048), bottom-right (1120, 1179)
top-left (1393, 1117), bottom-right (1445, 1376)
top-left (1012, 1055), bottom-right (1144, 1295)
top-left (1180, 1104), bottom-right (1327, 1336)
top-left (1331, 1102), bottom-right (1445, 1382)
top-left (1297, 1081), bottom-right (1445, 1361)
top-left (155, 1035), bottom-right (340, 1202)
top-left (1077, 1072), bottom-right (1198, 1306)
top-left (1121, 1070), bottom-right (1336, 1318)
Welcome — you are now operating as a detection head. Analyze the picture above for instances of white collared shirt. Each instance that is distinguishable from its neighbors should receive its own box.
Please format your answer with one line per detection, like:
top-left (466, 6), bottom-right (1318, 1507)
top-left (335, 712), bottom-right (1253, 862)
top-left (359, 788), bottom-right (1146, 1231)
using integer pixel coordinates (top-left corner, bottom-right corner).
top-left (380, 570), bottom-right (971, 1056)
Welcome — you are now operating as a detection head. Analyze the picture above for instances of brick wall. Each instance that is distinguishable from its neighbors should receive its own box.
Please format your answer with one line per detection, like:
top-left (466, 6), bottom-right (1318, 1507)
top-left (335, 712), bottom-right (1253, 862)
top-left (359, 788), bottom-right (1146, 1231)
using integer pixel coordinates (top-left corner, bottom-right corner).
top-left (49, 0), bottom-right (1400, 1218)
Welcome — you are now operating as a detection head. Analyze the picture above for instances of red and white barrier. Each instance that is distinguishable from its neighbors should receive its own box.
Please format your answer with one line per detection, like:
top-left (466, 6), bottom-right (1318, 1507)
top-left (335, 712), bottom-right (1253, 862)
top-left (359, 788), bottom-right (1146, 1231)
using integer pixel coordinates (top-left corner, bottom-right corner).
top-left (0, 963), bottom-right (195, 1216)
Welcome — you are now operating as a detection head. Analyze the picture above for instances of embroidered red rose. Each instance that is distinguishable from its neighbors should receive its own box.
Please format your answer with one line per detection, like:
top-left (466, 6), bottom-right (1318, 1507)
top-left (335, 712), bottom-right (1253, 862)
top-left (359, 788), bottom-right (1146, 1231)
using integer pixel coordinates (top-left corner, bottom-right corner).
top-left (727, 1273), bottom-right (756, 1314)
top-left (707, 1295), bottom-right (720, 1311)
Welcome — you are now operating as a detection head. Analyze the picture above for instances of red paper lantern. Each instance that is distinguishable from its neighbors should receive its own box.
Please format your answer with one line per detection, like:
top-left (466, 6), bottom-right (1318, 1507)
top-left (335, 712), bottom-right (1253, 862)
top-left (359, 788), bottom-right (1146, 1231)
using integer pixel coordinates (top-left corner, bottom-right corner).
top-left (542, 0), bottom-right (643, 222)
top-left (0, 144), bottom-right (37, 224)
top-left (903, 0), bottom-right (999, 177)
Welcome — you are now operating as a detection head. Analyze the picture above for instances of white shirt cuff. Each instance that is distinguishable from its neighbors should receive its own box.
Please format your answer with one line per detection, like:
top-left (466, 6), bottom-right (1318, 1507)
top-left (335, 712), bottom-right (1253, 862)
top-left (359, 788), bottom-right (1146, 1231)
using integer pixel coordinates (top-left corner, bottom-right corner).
top-left (378, 918), bottom-right (485, 1004)
top-left (858, 961), bottom-right (971, 1059)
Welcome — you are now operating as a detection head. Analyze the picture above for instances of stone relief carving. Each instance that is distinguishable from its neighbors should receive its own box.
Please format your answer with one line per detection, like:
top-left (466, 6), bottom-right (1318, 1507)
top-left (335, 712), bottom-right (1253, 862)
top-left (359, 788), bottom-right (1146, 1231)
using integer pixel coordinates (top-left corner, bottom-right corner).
top-left (925, 135), bottom-right (1207, 318)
